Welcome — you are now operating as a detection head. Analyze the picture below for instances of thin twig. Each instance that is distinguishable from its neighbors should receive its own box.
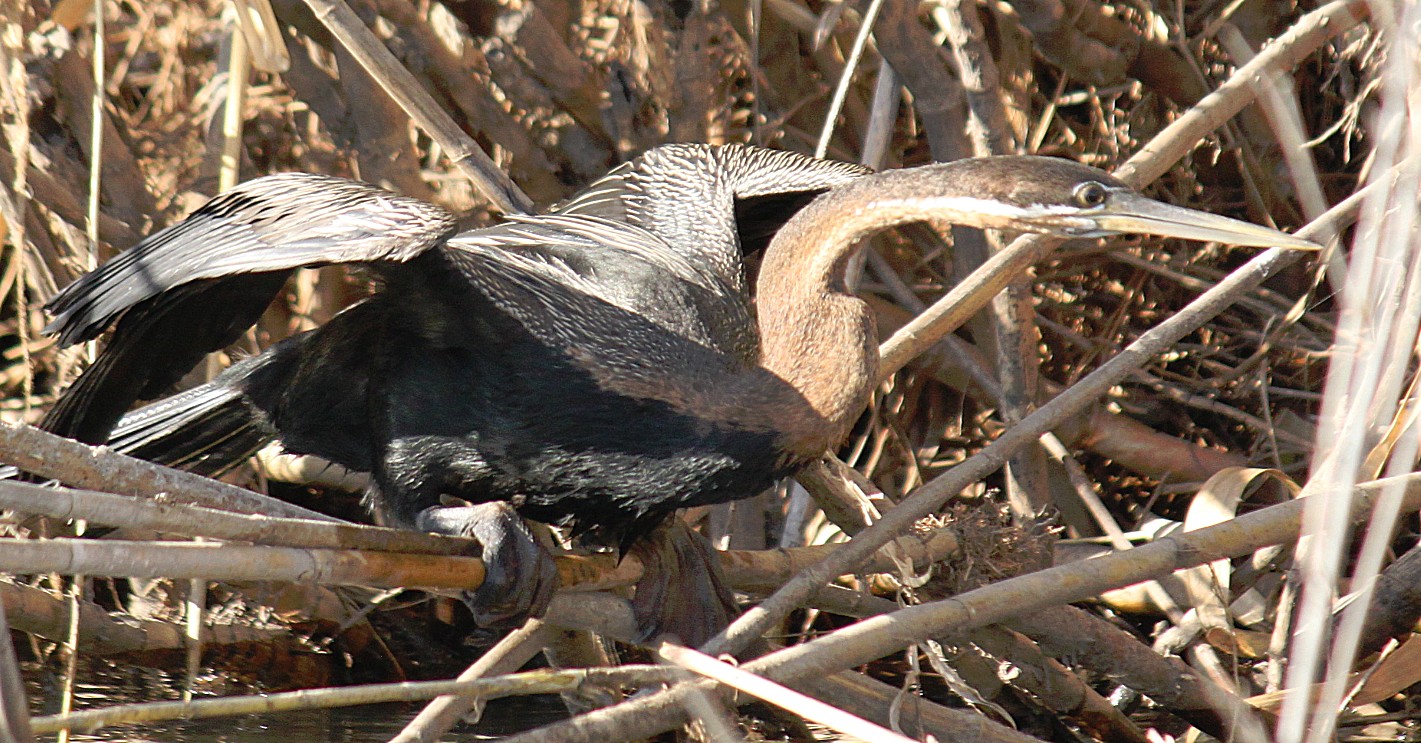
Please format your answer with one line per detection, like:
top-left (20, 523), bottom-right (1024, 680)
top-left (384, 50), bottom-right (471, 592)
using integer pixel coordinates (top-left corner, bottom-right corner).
top-left (814, 0), bottom-right (883, 158)
top-left (390, 619), bottom-right (558, 743)
top-left (30, 664), bottom-right (677, 735)
top-left (658, 642), bottom-right (917, 743)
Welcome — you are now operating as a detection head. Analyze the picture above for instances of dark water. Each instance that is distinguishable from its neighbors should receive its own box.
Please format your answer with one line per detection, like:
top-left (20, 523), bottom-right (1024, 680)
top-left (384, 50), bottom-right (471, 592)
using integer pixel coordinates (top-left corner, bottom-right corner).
top-left (25, 666), bottom-right (571, 742)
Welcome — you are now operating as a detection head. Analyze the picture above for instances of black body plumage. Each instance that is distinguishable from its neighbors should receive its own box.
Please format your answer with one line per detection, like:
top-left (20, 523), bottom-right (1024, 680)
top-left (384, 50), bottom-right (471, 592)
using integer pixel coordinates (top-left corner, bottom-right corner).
top-left (41, 144), bottom-right (868, 549)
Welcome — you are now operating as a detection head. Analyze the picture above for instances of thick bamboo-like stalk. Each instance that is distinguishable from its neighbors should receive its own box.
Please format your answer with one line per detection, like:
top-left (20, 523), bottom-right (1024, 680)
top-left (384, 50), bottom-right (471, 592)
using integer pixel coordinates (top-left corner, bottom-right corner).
top-left (0, 525), bottom-right (962, 594)
top-left (0, 479), bottom-right (472, 556)
top-left (0, 422), bottom-right (334, 523)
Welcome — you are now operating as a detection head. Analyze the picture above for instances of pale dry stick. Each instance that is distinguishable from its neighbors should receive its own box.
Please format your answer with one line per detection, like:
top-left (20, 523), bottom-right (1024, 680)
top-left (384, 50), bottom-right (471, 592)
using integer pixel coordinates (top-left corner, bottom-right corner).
top-left (504, 127), bottom-right (1381, 743)
top-left (840, 63), bottom-right (898, 302)
top-left (0, 479), bottom-right (474, 556)
top-left (813, 0), bottom-right (884, 159)
top-left (1282, 8), bottom-right (1421, 741)
top-left (180, 552), bottom-right (205, 702)
top-left (748, 0), bottom-right (762, 145)
top-left (298, 0), bottom-right (531, 214)
top-left (500, 473), bottom-right (1421, 743)
top-left (85, 0), bottom-right (103, 262)
top-left (389, 619), bottom-right (558, 743)
top-left (57, 541), bottom-right (83, 743)
top-left (0, 421), bottom-right (337, 522)
top-left (30, 664), bottom-right (677, 736)
top-left (860, 63), bottom-right (899, 171)
top-left (217, 7), bottom-right (249, 194)
top-left (934, 0), bottom-right (1007, 155)
top-left (661, 663), bottom-right (744, 743)
top-left (658, 643), bottom-right (918, 743)
top-left (0, 518), bottom-right (962, 597)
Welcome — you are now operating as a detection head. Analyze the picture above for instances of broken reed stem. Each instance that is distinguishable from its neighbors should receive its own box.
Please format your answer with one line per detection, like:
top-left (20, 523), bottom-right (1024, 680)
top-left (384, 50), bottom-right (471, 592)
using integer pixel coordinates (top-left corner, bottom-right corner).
top-left (29, 665), bottom-right (678, 735)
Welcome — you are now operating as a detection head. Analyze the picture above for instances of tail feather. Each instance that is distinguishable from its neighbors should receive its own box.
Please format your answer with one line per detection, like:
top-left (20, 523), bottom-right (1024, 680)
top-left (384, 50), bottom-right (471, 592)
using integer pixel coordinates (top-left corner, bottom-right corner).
top-left (106, 382), bottom-right (273, 478)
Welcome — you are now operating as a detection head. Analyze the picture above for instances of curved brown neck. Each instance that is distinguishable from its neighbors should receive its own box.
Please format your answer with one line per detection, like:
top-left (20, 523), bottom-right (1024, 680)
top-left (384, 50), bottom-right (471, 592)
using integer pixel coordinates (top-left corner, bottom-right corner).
top-left (756, 165), bottom-right (1032, 458)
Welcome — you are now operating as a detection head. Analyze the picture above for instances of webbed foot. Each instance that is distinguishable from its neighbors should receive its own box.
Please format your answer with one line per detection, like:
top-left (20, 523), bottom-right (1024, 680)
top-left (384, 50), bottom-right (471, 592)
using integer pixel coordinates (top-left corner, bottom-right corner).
top-left (629, 519), bottom-right (738, 647)
top-left (416, 500), bottom-right (559, 627)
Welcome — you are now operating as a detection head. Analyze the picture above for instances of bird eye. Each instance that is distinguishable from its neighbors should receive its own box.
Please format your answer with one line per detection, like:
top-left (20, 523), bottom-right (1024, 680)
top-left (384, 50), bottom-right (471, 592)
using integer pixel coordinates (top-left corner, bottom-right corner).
top-left (1073, 181), bottom-right (1108, 208)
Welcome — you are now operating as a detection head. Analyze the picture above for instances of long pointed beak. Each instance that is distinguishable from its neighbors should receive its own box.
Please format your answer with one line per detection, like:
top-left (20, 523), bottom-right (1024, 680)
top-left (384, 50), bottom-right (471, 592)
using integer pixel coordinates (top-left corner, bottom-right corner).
top-left (1095, 191), bottom-right (1320, 250)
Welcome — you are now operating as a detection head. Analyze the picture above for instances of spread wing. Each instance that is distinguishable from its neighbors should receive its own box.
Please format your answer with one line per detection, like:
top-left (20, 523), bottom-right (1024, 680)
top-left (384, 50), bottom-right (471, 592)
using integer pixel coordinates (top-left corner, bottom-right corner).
top-left (41, 173), bottom-right (457, 444)
top-left (46, 172), bottom-right (457, 344)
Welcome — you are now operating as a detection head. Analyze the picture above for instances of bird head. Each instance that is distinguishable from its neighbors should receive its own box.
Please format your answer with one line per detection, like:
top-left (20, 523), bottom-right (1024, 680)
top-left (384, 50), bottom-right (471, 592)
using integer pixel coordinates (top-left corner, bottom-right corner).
top-left (906, 156), bottom-right (1319, 249)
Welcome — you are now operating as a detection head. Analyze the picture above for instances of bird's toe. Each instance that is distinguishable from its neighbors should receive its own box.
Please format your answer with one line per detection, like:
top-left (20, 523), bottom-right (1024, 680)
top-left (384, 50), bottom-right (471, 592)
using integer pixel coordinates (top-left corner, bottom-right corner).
top-left (629, 519), bottom-right (737, 647)
top-left (416, 501), bottom-right (559, 627)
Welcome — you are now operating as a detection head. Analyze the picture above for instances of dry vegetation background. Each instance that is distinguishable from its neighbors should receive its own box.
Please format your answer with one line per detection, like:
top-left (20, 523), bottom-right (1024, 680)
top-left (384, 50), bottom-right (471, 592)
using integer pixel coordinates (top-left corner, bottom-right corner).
top-left (0, 0), bottom-right (1415, 741)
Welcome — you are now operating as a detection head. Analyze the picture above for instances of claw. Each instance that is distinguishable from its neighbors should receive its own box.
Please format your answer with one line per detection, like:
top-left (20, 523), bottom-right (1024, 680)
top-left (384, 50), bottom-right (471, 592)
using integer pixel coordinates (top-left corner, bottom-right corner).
top-left (416, 501), bottom-right (559, 627)
top-left (629, 519), bottom-right (737, 647)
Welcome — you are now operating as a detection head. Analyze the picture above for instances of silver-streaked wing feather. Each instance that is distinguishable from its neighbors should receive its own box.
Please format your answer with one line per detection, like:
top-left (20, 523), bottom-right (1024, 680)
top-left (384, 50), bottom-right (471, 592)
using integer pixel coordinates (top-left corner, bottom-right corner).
top-left (552, 144), bottom-right (867, 294)
top-left (447, 214), bottom-right (757, 365)
top-left (46, 172), bottom-right (457, 345)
